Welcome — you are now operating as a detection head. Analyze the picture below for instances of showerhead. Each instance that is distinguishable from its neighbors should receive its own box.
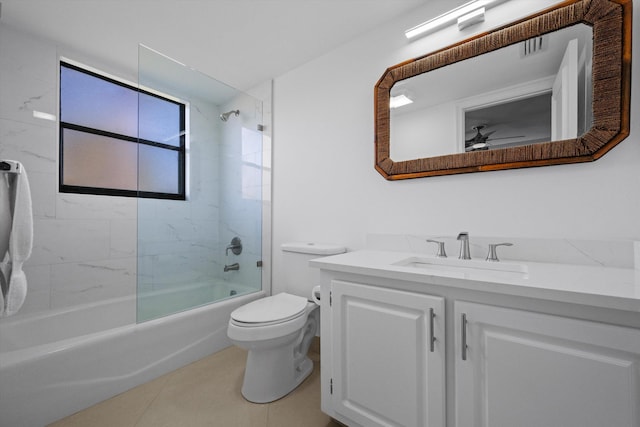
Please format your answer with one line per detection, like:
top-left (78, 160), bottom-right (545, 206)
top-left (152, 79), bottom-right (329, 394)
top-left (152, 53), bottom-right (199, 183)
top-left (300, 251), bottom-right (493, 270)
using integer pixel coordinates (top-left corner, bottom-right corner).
top-left (220, 109), bottom-right (239, 122)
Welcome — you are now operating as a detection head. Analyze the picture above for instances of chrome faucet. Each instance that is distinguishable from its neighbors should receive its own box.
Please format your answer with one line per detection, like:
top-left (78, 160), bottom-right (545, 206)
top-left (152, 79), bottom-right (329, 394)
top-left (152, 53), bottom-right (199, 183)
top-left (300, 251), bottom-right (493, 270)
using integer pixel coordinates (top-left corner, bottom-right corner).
top-left (457, 232), bottom-right (471, 260)
top-left (224, 263), bottom-right (240, 272)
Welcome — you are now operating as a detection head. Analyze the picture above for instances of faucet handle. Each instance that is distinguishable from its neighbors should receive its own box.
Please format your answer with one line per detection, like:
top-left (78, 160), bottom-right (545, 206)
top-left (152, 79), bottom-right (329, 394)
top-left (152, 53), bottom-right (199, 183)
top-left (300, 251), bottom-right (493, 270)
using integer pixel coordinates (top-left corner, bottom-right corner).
top-left (486, 243), bottom-right (513, 262)
top-left (426, 239), bottom-right (447, 258)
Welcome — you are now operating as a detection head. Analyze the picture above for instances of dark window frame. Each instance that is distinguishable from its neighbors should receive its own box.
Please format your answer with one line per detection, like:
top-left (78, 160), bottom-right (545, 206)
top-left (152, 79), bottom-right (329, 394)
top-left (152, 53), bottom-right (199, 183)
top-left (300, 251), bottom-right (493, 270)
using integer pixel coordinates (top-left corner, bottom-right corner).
top-left (59, 61), bottom-right (186, 200)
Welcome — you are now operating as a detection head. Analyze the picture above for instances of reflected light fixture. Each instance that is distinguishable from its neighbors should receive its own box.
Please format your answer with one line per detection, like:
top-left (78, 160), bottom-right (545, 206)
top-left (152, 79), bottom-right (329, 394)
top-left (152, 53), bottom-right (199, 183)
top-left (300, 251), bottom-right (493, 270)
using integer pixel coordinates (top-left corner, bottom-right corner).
top-left (32, 110), bottom-right (56, 121)
top-left (405, 0), bottom-right (504, 39)
top-left (389, 94), bottom-right (413, 109)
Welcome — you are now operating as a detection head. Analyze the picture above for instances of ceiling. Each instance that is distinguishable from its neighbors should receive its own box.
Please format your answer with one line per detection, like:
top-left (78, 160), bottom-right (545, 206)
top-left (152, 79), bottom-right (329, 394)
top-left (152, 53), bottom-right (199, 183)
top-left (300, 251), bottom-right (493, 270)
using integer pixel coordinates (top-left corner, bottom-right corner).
top-left (0, 0), bottom-right (429, 91)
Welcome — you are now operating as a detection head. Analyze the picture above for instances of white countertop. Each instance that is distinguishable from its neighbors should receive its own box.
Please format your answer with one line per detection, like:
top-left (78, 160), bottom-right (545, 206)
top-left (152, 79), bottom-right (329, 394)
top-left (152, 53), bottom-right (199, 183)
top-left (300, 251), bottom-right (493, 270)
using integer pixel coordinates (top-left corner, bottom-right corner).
top-left (309, 250), bottom-right (640, 312)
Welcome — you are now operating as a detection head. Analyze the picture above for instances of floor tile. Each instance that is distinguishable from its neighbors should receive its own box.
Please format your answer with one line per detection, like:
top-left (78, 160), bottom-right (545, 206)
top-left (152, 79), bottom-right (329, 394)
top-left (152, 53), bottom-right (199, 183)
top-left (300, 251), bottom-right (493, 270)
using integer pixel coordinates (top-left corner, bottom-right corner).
top-left (48, 374), bottom-right (169, 427)
top-left (136, 347), bottom-right (268, 427)
top-left (49, 344), bottom-right (336, 427)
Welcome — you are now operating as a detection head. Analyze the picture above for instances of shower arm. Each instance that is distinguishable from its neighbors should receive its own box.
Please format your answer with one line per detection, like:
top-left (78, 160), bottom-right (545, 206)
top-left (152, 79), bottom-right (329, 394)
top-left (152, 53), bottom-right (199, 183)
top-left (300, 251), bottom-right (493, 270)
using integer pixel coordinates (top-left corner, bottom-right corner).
top-left (219, 109), bottom-right (240, 122)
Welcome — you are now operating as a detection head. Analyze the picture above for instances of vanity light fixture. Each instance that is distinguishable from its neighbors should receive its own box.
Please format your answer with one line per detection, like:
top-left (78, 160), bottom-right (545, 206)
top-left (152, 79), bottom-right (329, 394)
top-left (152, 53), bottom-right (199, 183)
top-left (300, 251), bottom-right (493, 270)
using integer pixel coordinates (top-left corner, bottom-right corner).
top-left (389, 94), bottom-right (413, 109)
top-left (405, 0), bottom-right (504, 39)
top-left (457, 7), bottom-right (485, 30)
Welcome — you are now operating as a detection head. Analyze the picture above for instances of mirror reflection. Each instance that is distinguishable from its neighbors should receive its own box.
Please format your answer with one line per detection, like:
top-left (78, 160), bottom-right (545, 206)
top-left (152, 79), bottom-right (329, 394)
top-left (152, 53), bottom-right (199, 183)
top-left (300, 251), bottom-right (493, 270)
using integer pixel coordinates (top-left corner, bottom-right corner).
top-left (389, 23), bottom-right (592, 161)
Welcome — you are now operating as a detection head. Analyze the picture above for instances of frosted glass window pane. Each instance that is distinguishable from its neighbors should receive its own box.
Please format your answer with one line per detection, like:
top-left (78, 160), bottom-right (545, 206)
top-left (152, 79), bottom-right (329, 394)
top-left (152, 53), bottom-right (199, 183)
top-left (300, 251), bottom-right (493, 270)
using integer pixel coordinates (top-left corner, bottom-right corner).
top-left (62, 129), bottom-right (138, 190)
top-left (60, 64), bottom-right (138, 138)
top-left (60, 61), bottom-right (185, 199)
top-left (138, 145), bottom-right (179, 194)
top-left (139, 93), bottom-right (182, 146)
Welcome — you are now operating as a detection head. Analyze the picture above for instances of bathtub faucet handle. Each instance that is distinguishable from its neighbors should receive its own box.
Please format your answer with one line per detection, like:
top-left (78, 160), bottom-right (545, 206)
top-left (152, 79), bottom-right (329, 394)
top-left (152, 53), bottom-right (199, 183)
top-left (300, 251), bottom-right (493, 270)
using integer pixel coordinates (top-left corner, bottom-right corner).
top-left (225, 237), bottom-right (243, 256)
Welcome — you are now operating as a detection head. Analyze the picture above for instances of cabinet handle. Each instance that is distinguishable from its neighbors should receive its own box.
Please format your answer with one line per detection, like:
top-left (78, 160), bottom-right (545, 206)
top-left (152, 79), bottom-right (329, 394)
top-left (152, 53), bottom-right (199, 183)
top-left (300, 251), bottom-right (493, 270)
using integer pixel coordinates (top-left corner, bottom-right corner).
top-left (461, 313), bottom-right (468, 361)
top-left (429, 308), bottom-right (436, 352)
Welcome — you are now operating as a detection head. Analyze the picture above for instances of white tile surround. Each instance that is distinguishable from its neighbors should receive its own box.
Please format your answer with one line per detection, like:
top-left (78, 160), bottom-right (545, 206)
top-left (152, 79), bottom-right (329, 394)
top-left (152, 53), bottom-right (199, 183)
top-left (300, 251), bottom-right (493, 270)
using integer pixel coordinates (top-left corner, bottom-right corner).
top-left (0, 25), bottom-right (121, 315)
top-left (0, 24), bottom-right (270, 319)
top-left (367, 233), bottom-right (639, 270)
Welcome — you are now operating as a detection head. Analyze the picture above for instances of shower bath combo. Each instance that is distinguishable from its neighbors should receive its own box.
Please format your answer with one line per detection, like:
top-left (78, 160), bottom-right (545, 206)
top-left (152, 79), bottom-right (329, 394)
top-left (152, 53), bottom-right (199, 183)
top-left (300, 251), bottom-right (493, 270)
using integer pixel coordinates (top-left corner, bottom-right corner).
top-left (0, 44), bottom-right (267, 426)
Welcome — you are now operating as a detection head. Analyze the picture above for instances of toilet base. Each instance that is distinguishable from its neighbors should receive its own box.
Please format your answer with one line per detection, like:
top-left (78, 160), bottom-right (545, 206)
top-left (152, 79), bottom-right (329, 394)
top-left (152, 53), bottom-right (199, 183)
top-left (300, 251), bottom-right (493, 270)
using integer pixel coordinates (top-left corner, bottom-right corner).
top-left (240, 331), bottom-right (315, 403)
top-left (230, 303), bottom-right (320, 403)
top-left (242, 353), bottom-right (313, 404)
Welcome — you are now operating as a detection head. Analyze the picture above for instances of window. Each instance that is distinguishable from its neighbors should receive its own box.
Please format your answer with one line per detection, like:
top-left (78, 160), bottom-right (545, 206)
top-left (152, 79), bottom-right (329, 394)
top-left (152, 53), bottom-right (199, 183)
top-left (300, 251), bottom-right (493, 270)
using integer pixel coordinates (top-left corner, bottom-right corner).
top-left (59, 61), bottom-right (186, 199)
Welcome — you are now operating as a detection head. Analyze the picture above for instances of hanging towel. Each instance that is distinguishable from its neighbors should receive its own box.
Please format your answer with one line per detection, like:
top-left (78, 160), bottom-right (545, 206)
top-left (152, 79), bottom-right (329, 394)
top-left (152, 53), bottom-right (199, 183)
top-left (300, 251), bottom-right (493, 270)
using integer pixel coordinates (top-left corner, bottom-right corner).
top-left (0, 173), bottom-right (10, 316)
top-left (0, 161), bottom-right (33, 316)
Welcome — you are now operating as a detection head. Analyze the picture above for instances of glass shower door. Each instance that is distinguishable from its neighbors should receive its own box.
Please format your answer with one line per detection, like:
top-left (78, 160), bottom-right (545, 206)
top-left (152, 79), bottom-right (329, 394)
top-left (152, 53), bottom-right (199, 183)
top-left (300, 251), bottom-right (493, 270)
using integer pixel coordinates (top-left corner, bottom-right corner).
top-left (136, 45), bottom-right (263, 322)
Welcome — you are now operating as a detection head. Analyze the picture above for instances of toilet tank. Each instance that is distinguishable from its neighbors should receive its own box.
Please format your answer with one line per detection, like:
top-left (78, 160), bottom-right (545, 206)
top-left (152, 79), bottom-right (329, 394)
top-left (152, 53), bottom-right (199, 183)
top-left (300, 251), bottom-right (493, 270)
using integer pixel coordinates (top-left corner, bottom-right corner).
top-left (281, 242), bottom-right (346, 299)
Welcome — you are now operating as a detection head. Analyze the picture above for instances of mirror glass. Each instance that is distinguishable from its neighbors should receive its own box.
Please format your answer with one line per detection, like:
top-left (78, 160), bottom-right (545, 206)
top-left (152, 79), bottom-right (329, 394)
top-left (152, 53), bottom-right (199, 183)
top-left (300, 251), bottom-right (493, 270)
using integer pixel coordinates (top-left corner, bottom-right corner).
top-left (389, 24), bottom-right (593, 161)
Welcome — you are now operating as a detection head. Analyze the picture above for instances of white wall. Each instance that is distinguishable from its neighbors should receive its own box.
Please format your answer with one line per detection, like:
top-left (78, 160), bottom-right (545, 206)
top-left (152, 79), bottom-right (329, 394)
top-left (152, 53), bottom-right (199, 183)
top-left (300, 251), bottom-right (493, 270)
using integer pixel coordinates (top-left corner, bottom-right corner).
top-left (271, 0), bottom-right (640, 294)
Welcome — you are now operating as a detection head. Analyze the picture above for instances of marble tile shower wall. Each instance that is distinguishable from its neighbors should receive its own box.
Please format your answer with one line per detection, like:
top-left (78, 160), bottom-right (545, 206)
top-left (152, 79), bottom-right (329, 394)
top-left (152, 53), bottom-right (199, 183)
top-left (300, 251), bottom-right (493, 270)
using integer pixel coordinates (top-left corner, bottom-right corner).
top-left (219, 95), bottom-right (264, 290)
top-left (0, 24), bottom-right (233, 318)
top-left (0, 28), bottom-right (117, 314)
top-left (0, 25), bottom-right (138, 317)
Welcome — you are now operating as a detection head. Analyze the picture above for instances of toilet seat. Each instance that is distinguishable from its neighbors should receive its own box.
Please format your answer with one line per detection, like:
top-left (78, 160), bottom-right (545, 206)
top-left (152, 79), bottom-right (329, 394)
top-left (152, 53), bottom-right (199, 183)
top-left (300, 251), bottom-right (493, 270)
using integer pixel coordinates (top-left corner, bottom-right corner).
top-left (230, 293), bottom-right (308, 327)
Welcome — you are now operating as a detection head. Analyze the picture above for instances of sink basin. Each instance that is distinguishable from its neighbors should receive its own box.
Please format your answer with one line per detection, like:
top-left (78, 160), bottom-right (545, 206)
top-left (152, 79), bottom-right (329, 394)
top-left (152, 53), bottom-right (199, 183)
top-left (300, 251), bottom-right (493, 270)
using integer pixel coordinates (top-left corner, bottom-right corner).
top-left (393, 256), bottom-right (528, 275)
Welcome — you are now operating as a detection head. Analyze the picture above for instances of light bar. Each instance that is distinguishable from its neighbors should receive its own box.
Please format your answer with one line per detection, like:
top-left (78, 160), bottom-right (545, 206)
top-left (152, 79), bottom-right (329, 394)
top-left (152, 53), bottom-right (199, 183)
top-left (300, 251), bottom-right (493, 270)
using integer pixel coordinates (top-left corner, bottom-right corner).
top-left (458, 7), bottom-right (485, 30)
top-left (405, 0), bottom-right (500, 39)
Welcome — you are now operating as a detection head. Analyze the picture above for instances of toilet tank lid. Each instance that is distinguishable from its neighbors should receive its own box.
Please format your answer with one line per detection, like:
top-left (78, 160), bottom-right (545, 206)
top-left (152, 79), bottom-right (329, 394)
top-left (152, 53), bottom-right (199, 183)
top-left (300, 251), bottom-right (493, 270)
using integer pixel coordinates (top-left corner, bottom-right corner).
top-left (281, 242), bottom-right (346, 255)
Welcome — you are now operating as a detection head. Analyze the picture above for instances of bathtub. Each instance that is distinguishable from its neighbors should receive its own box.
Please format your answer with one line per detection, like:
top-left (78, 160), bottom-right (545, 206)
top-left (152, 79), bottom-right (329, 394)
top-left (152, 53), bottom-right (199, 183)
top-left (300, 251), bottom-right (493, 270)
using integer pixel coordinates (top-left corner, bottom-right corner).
top-left (0, 283), bottom-right (263, 427)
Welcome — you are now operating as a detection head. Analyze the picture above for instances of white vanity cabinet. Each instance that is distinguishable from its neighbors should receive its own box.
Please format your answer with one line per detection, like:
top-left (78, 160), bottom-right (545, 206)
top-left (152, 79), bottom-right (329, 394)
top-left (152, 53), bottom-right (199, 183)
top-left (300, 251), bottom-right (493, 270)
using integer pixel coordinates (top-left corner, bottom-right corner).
top-left (454, 301), bottom-right (640, 427)
top-left (312, 249), bottom-right (640, 427)
top-left (328, 280), bottom-right (445, 427)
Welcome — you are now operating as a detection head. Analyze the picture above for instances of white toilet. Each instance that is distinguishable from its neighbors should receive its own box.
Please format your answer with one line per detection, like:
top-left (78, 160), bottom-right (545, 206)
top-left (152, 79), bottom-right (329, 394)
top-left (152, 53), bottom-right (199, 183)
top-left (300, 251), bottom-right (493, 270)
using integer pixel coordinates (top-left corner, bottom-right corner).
top-left (227, 242), bottom-right (345, 403)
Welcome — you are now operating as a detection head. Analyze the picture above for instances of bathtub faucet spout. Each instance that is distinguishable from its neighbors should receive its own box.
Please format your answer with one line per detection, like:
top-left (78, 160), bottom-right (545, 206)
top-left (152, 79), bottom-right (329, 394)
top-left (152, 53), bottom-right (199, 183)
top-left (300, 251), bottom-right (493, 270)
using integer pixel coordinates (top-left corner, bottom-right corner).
top-left (224, 263), bottom-right (240, 272)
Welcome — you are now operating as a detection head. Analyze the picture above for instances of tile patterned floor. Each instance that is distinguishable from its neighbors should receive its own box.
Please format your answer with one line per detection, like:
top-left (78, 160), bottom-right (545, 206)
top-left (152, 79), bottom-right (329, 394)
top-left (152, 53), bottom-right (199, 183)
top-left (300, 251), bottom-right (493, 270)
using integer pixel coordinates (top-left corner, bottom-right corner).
top-left (49, 345), bottom-right (342, 427)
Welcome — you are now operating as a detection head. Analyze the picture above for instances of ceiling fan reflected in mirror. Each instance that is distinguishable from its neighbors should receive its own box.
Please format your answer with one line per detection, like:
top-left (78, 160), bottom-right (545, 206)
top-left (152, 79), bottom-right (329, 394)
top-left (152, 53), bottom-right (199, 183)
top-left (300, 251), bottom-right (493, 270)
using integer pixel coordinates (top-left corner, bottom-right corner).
top-left (464, 125), bottom-right (525, 151)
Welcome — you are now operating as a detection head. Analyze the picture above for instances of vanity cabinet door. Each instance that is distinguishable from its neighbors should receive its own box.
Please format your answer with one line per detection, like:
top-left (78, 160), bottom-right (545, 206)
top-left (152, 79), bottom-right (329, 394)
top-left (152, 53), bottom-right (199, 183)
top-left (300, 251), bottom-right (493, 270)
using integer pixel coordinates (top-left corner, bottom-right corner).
top-left (330, 280), bottom-right (445, 427)
top-left (454, 301), bottom-right (640, 427)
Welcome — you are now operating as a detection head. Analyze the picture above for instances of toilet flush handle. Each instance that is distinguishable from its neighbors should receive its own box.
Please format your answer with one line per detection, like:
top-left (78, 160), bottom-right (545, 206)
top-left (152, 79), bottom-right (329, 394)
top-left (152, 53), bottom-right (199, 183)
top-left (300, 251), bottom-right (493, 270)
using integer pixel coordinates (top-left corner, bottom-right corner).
top-left (311, 286), bottom-right (321, 306)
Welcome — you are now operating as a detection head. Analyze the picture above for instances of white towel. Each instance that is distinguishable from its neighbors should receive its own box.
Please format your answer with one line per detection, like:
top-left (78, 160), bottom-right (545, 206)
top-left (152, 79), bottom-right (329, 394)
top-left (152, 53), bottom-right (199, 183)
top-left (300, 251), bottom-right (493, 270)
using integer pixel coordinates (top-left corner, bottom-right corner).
top-left (0, 162), bottom-right (33, 316)
top-left (0, 173), bottom-right (11, 316)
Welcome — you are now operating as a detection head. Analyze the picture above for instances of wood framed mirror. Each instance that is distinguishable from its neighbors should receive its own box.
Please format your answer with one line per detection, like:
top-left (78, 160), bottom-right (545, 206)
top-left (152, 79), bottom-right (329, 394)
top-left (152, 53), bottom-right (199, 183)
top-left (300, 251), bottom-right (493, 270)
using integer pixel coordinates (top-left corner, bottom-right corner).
top-left (374, 0), bottom-right (631, 180)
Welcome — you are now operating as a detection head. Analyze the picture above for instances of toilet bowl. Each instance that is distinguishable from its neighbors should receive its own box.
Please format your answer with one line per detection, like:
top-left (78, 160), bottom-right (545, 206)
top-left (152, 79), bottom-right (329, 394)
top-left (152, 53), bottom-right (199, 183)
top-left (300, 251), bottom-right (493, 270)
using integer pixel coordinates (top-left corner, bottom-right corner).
top-left (227, 242), bottom-right (346, 403)
top-left (228, 293), bottom-right (319, 403)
